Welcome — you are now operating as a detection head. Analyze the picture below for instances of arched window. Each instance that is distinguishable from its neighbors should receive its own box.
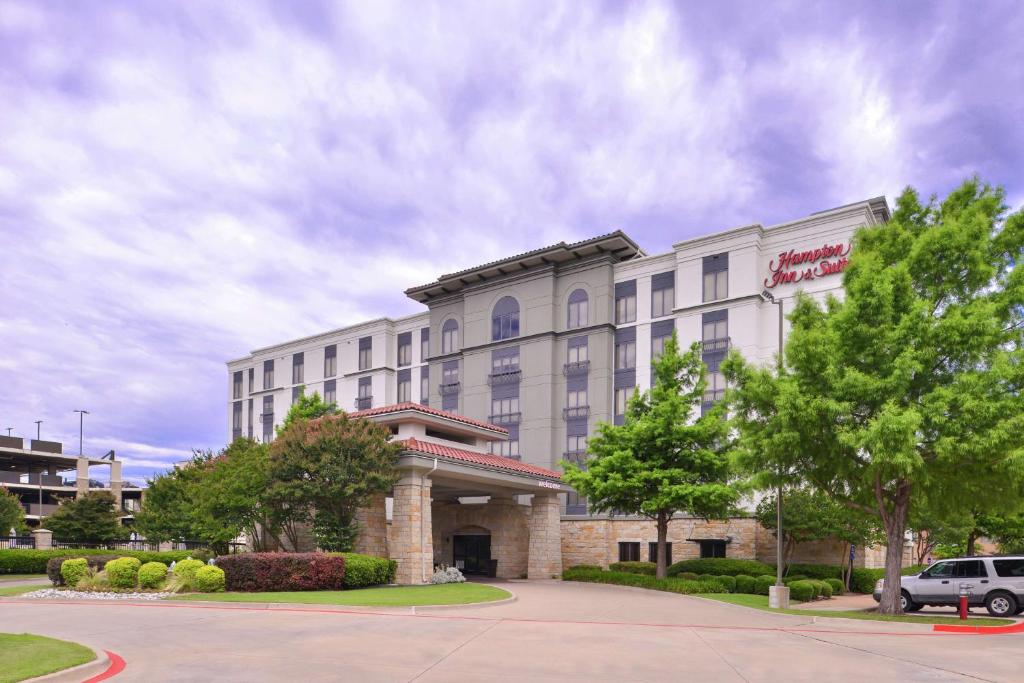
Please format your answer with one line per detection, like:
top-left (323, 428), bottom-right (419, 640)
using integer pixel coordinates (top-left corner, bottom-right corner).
top-left (567, 289), bottom-right (588, 328)
top-left (491, 296), bottom-right (520, 341)
top-left (441, 319), bottom-right (460, 354)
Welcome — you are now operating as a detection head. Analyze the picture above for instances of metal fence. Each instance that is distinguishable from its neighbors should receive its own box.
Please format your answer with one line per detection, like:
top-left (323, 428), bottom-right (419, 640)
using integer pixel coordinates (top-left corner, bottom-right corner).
top-left (0, 536), bottom-right (35, 550)
top-left (51, 539), bottom-right (162, 552)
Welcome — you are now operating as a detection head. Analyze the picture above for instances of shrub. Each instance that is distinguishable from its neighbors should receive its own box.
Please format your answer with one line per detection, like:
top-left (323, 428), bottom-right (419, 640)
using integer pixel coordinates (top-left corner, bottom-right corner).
top-left (173, 559), bottom-right (206, 584)
top-left (678, 572), bottom-right (699, 581)
top-left (35, 550), bottom-right (195, 583)
top-left (431, 566), bottom-right (466, 584)
top-left (714, 575), bottom-right (736, 592)
top-left (105, 557), bottom-right (142, 589)
top-left (138, 562), bottom-right (168, 589)
top-left (216, 553), bottom-right (346, 592)
top-left (816, 580), bottom-right (833, 599)
top-left (336, 553), bottom-right (396, 588)
top-left (785, 574), bottom-right (808, 582)
top-left (667, 558), bottom-right (774, 578)
top-left (568, 564), bottom-right (603, 572)
top-left (734, 574), bottom-right (757, 594)
top-left (609, 561), bottom-right (656, 575)
top-left (190, 548), bottom-right (216, 563)
top-left (789, 580), bottom-right (815, 602)
top-left (562, 568), bottom-right (727, 595)
top-left (697, 573), bottom-right (716, 583)
top-left (754, 575), bottom-right (775, 595)
top-left (60, 558), bottom-right (90, 588)
top-left (787, 564), bottom-right (842, 580)
top-left (194, 565), bottom-right (226, 592)
top-left (825, 578), bottom-right (844, 595)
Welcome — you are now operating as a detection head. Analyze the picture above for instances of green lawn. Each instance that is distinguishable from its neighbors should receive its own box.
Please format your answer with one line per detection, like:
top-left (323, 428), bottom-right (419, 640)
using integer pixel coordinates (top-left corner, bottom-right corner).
top-left (172, 582), bottom-right (511, 606)
top-left (0, 574), bottom-right (47, 582)
top-left (0, 584), bottom-right (47, 597)
top-left (697, 593), bottom-right (1013, 626)
top-left (0, 633), bottom-right (96, 683)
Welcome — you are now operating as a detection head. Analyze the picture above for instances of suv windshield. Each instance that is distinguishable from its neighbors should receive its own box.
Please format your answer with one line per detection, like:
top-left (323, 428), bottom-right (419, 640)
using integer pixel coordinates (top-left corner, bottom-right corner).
top-left (993, 559), bottom-right (1024, 577)
top-left (926, 561), bottom-right (956, 578)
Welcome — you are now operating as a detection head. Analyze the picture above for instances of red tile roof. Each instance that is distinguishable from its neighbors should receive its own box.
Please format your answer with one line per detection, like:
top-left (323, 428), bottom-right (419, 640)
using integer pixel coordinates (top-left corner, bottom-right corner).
top-left (398, 437), bottom-right (561, 480)
top-left (348, 402), bottom-right (508, 434)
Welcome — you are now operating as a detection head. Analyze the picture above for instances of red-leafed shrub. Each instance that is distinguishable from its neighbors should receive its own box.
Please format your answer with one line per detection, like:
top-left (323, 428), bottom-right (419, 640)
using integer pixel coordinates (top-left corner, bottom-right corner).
top-left (216, 553), bottom-right (346, 592)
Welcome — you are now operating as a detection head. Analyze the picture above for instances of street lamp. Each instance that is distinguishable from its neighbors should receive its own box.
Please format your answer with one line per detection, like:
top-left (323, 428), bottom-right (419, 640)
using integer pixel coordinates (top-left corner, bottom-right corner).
top-left (4, 428), bottom-right (11, 437)
top-left (34, 421), bottom-right (42, 440)
top-left (760, 289), bottom-right (789, 608)
top-left (73, 410), bottom-right (89, 456)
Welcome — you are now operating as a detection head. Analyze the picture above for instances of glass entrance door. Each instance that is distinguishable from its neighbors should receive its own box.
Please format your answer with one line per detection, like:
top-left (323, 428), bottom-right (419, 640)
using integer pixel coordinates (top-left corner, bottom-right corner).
top-left (453, 534), bottom-right (491, 575)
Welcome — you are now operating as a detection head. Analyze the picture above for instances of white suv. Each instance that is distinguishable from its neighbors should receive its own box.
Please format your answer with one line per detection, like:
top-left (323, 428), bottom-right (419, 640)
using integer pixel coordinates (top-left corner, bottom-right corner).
top-left (873, 556), bottom-right (1024, 617)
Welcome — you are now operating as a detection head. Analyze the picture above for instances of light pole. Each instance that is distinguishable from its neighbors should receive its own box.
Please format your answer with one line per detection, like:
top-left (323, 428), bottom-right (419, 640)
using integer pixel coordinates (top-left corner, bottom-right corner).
top-left (34, 420), bottom-right (42, 440)
top-left (4, 428), bottom-right (11, 437)
top-left (761, 289), bottom-right (789, 608)
top-left (73, 410), bottom-right (89, 455)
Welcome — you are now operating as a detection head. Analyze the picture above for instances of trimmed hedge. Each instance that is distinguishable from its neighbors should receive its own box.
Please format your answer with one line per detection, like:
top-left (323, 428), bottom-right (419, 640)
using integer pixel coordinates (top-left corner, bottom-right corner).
top-left (825, 578), bottom-right (844, 595)
top-left (105, 557), bottom-right (142, 589)
top-left (138, 562), bottom-right (168, 589)
top-left (754, 575), bottom-right (775, 595)
top-left (714, 575), bottom-right (737, 592)
top-left (60, 558), bottom-right (90, 588)
top-left (815, 580), bottom-right (833, 599)
top-left (568, 564), bottom-right (603, 572)
top-left (678, 572), bottom-right (699, 581)
top-left (30, 550), bottom-right (196, 583)
top-left (609, 561), bottom-right (657, 575)
top-left (173, 559), bottom-right (206, 584)
top-left (194, 565), bottom-right (226, 592)
top-left (217, 553), bottom-right (346, 592)
top-left (562, 568), bottom-right (727, 595)
top-left (667, 558), bottom-right (774, 578)
top-left (789, 580), bottom-right (815, 602)
top-left (734, 574), bottom-right (756, 594)
top-left (336, 553), bottom-right (396, 588)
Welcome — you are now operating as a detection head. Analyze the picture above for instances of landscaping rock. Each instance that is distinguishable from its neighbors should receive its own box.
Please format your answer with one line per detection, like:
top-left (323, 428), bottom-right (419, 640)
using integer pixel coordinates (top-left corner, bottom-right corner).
top-left (20, 588), bottom-right (173, 601)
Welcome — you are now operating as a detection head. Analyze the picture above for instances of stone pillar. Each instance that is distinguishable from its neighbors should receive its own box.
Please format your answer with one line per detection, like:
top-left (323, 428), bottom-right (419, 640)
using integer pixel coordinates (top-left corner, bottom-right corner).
top-left (32, 528), bottom-right (53, 550)
top-left (528, 492), bottom-right (563, 579)
top-left (158, 541), bottom-right (173, 552)
top-left (391, 471), bottom-right (433, 585)
top-left (110, 460), bottom-right (123, 512)
top-left (353, 493), bottom-right (388, 557)
top-left (76, 458), bottom-right (89, 498)
top-left (489, 495), bottom-right (527, 579)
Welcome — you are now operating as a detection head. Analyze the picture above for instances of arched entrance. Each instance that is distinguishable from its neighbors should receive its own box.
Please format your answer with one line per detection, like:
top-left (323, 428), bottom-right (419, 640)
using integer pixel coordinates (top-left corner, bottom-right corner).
top-left (452, 525), bottom-right (492, 576)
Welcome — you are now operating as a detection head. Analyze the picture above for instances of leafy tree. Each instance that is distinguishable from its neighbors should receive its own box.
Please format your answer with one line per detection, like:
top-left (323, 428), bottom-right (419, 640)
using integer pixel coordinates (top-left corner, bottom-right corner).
top-left (269, 413), bottom-right (399, 552)
top-left (563, 333), bottom-right (739, 579)
top-left (133, 464), bottom-right (199, 543)
top-left (277, 391), bottom-right (337, 435)
top-left (0, 488), bottom-right (26, 535)
top-left (43, 491), bottom-right (123, 542)
top-left (725, 178), bottom-right (1024, 613)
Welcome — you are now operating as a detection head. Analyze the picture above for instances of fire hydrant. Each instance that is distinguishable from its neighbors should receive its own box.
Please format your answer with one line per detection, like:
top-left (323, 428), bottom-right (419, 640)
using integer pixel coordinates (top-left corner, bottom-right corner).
top-left (958, 583), bottom-right (974, 620)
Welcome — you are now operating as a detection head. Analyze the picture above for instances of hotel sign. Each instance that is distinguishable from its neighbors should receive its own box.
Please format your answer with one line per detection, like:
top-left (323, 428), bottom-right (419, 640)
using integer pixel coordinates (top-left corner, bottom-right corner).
top-left (537, 480), bottom-right (562, 490)
top-left (764, 242), bottom-right (851, 289)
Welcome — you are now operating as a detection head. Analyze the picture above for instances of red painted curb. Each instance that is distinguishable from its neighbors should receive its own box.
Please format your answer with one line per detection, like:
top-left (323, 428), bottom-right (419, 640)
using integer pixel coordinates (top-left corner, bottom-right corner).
top-left (82, 650), bottom-right (125, 682)
top-left (933, 620), bottom-right (1024, 635)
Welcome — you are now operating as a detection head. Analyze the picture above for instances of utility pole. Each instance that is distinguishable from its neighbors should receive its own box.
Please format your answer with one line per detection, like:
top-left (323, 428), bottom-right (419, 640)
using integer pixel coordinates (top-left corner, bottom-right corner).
top-left (761, 289), bottom-right (789, 608)
top-left (73, 410), bottom-right (89, 455)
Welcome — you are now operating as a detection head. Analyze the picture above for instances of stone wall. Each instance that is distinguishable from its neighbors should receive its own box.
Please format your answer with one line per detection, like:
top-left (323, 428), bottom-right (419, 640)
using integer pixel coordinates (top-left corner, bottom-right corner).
top-left (432, 496), bottom-right (530, 579)
top-left (353, 493), bottom-right (388, 557)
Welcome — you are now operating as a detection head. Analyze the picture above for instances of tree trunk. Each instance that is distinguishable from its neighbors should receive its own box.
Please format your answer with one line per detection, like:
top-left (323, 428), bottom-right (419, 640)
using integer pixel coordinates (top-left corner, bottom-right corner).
top-left (839, 542), bottom-right (851, 590)
top-left (877, 497), bottom-right (910, 615)
top-left (966, 530), bottom-right (976, 557)
top-left (655, 511), bottom-right (669, 580)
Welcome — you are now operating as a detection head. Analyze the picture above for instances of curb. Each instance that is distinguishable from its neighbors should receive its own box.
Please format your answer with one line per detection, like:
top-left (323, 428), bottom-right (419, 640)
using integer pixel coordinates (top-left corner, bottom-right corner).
top-left (27, 646), bottom-right (112, 683)
top-left (933, 620), bottom-right (1024, 635)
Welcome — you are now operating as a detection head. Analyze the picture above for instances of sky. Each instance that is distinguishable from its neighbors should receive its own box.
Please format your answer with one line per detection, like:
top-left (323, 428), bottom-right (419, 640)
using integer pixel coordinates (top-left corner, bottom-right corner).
top-left (1, 0), bottom-right (1022, 484)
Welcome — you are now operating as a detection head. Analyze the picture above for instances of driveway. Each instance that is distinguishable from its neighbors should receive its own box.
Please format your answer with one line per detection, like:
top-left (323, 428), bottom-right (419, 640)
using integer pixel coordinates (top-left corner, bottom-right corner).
top-left (1, 580), bottom-right (1021, 682)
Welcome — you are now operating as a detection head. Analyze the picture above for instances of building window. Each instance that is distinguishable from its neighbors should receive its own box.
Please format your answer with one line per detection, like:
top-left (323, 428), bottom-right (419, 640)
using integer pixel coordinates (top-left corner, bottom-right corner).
top-left (232, 402), bottom-right (242, 439)
top-left (702, 253), bottom-right (728, 302)
top-left (490, 397), bottom-right (520, 422)
top-left (356, 377), bottom-right (372, 409)
top-left (565, 389), bottom-right (588, 420)
top-left (248, 368), bottom-right (254, 394)
top-left (420, 328), bottom-right (429, 362)
top-left (441, 319), bottom-right (459, 354)
top-left (567, 434), bottom-right (588, 454)
top-left (261, 395), bottom-right (274, 442)
top-left (292, 385), bottom-right (303, 405)
top-left (397, 368), bottom-right (412, 403)
top-left (648, 542), bottom-right (673, 565)
top-left (358, 337), bottom-right (372, 370)
top-left (568, 340), bottom-right (588, 365)
top-left (651, 333), bottom-right (670, 361)
top-left (491, 350), bottom-right (520, 375)
top-left (492, 296), bottom-right (520, 341)
top-left (615, 280), bottom-right (637, 324)
top-left (397, 332), bottom-right (412, 367)
top-left (441, 361), bottom-right (459, 411)
top-left (489, 438), bottom-right (520, 459)
top-left (618, 542), bottom-right (641, 562)
top-left (232, 371), bottom-right (243, 399)
top-left (698, 540), bottom-right (727, 558)
top-left (247, 398), bottom-right (253, 438)
top-left (651, 271), bottom-right (675, 318)
top-left (292, 352), bottom-right (304, 384)
top-left (262, 360), bottom-right (275, 390)
top-left (615, 338), bottom-right (636, 370)
top-left (703, 317), bottom-right (728, 343)
top-left (567, 289), bottom-right (589, 328)
top-left (324, 345), bottom-right (337, 378)
top-left (442, 363), bottom-right (459, 386)
top-left (614, 386), bottom-right (634, 417)
top-left (420, 367), bottom-right (429, 406)
top-left (324, 379), bottom-right (336, 405)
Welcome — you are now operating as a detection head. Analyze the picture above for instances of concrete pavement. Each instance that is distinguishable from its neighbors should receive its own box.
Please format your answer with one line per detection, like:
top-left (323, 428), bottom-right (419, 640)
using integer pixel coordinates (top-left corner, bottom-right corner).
top-left (1, 580), bottom-right (1021, 682)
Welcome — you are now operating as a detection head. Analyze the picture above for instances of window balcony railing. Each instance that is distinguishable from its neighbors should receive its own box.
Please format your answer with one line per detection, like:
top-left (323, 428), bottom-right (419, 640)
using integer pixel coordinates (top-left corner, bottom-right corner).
top-left (439, 381), bottom-right (461, 396)
top-left (702, 389), bottom-right (726, 404)
top-left (354, 396), bottom-right (373, 410)
top-left (487, 367), bottom-right (521, 385)
top-left (562, 406), bottom-right (590, 420)
top-left (488, 412), bottom-right (522, 426)
top-left (563, 360), bottom-right (590, 376)
top-left (563, 450), bottom-right (588, 465)
top-left (259, 412), bottom-right (274, 424)
top-left (701, 337), bottom-right (731, 354)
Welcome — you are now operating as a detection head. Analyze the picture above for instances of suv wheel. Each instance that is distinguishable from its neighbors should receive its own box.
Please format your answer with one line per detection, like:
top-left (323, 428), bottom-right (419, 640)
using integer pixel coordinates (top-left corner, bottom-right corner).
top-left (984, 592), bottom-right (1018, 618)
top-left (900, 590), bottom-right (922, 612)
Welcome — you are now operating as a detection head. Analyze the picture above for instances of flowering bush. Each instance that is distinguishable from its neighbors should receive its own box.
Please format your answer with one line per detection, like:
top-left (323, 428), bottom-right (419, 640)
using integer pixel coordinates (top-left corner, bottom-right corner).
top-left (431, 566), bottom-right (466, 584)
top-left (216, 552), bottom-right (346, 592)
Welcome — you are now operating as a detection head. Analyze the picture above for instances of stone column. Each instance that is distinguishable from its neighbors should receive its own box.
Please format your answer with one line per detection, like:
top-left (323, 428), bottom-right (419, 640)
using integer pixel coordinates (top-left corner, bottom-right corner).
top-left (110, 460), bottom-right (123, 512)
top-left (353, 493), bottom-right (388, 557)
top-left (391, 471), bottom-right (433, 585)
top-left (528, 492), bottom-right (563, 579)
top-left (489, 495), bottom-right (527, 579)
top-left (32, 528), bottom-right (52, 550)
top-left (76, 458), bottom-right (89, 498)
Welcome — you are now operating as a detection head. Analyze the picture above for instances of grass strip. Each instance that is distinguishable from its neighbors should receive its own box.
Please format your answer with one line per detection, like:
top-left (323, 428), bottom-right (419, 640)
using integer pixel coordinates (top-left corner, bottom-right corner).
top-left (0, 633), bottom-right (96, 683)
top-left (172, 582), bottom-right (511, 606)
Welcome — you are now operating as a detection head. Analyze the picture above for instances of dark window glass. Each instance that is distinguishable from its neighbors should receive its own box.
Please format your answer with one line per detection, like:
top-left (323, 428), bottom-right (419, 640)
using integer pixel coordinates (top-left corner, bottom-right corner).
top-left (248, 368), bottom-right (254, 394)
top-left (323, 379), bottom-right (336, 405)
top-left (442, 319), bottom-right (459, 354)
top-left (993, 559), bottom-right (1024, 577)
top-left (648, 542), bottom-right (672, 565)
top-left (263, 360), bottom-right (274, 390)
top-left (618, 542), bottom-right (641, 562)
top-left (232, 371), bottom-right (243, 399)
top-left (956, 560), bottom-right (987, 578)
top-left (492, 296), bottom-right (520, 341)
top-left (292, 352), bottom-right (304, 384)
top-left (926, 561), bottom-right (956, 578)
top-left (698, 540), bottom-right (727, 558)
top-left (567, 289), bottom-right (589, 328)
top-left (324, 345), bottom-right (337, 377)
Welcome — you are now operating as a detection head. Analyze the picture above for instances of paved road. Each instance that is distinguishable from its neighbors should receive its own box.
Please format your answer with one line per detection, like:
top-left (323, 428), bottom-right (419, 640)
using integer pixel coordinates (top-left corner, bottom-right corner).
top-left (1, 581), bottom-right (1021, 682)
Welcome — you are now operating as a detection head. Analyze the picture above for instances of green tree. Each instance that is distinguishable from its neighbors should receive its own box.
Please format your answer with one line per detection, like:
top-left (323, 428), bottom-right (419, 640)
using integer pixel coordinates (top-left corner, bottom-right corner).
top-left (0, 488), bottom-right (26, 535)
top-left (269, 413), bottom-right (399, 551)
top-left (43, 491), bottom-right (123, 542)
top-left (276, 391), bottom-right (337, 435)
top-left (726, 178), bottom-right (1024, 613)
top-left (132, 464), bottom-right (199, 543)
top-left (563, 333), bottom-right (738, 579)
